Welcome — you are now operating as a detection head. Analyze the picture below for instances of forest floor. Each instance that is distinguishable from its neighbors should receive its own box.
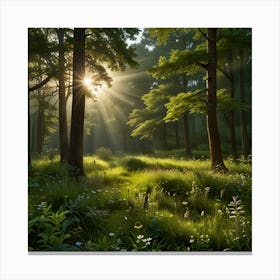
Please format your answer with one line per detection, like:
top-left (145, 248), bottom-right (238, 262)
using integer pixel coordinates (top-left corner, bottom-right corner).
top-left (28, 151), bottom-right (252, 252)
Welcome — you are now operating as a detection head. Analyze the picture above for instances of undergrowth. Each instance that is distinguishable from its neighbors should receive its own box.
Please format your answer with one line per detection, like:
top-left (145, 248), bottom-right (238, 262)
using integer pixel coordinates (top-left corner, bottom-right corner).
top-left (28, 153), bottom-right (252, 252)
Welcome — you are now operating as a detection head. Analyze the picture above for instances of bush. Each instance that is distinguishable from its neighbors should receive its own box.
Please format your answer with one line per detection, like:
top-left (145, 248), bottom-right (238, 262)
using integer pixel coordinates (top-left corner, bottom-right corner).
top-left (96, 147), bottom-right (113, 161)
top-left (121, 157), bottom-right (149, 171)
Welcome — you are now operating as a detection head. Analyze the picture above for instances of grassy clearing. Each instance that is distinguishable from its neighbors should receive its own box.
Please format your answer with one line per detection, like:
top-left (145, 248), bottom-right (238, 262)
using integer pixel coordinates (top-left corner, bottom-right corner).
top-left (28, 153), bottom-right (251, 252)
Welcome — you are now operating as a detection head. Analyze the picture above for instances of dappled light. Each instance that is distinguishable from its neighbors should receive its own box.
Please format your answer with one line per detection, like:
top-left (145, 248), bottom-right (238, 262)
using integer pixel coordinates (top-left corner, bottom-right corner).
top-left (28, 28), bottom-right (252, 253)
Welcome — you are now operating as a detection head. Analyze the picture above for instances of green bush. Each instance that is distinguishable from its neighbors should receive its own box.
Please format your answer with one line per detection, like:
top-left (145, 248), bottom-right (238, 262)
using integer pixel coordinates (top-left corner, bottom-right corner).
top-left (28, 205), bottom-right (78, 251)
top-left (121, 157), bottom-right (149, 171)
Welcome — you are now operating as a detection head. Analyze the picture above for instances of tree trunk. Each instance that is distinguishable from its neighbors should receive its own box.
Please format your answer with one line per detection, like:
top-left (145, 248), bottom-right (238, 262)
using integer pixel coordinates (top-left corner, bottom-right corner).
top-left (182, 74), bottom-right (192, 158)
top-left (239, 48), bottom-right (249, 159)
top-left (206, 28), bottom-right (228, 172)
top-left (68, 28), bottom-right (86, 176)
top-left (35, 91), bottom-right (44, 154)
top-left (28, 93), bottom-right (32, 167)
top-left (56, 28), bottom-right (69, 163)
top-left (227, 49), bottom-right (237, 159)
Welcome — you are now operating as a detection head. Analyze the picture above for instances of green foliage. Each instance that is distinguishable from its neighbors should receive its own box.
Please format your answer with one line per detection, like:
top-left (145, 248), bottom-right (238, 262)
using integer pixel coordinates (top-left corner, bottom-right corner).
top-left (128, 83), bottom-right (174, 140)
top-left (28, 205), bottom-right (77, 251)
top-left (165, 89), bottom-right (207, 122)
top-left (148, 28), bottom-right (177, 45)
top-left (121, 157), bottom-right (149, 171)
top-left (96, 147), bottom-right (113, 161)
top-left (217, 88), bottom-right (248, 111)
top-left (148, 49), bottom-right (205, 79)
top-left (29, 153), bottom-right (251, 252)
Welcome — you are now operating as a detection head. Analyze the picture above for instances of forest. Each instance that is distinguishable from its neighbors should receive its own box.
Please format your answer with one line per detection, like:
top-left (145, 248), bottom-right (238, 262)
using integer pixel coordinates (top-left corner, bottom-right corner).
top-left (28, 28), bottom-right (252, 252)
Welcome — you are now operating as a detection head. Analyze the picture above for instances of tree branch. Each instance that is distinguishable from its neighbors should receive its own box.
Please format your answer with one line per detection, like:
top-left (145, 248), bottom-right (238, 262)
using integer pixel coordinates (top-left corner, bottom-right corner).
top-left (196, 62), bottom-right (208, 69)
top-left (198, 28), bottom-right (209, 41)
top-left (217, 65), bottom-right (231, 80)
top-left (28, 72), bottom-right (56, 92)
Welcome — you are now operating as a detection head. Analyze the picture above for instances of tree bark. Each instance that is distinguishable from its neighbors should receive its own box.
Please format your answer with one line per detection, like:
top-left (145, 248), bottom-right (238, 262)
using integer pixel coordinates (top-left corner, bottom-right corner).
top-left (68, 28), bottom-right (86, 176)
top-left (239, 48), bottom-right (249, 159)
top-left (227, 49), bottom-right (237, 159)
top-left (28, 93), bottom-right (32, 167)
top-left (182, 74), bottom-right (192, 158)
top-left (35, 91), bottom-right (44, 154)
top-left (206, 28), bottom-right (228, 172)
top-left (56, 28), bottom-right (69, 162)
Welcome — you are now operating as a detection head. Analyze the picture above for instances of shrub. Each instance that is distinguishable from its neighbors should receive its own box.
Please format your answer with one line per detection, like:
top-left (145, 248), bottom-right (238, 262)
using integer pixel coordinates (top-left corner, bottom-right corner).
top-left (121, 157), bottom-right (149, 171)
top-left (96, 147), bottom-right (113, 161)
top-left (28, 205), bottom-right (78, 251)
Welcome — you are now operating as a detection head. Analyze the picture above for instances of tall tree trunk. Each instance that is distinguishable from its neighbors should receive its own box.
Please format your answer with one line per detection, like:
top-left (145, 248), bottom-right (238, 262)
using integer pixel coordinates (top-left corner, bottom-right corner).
top-left (239, 48), bottom-right (249, 159)
top-left (183, 111), bottom-right (192, 158)
top-left (28, 93), bottom-right (32, 167)
top-left (56, 28), bottom-right (69, 162)
top-left (35, 91), bottom-right (44, 154)
top-left (206, 28), bottom-right (227, 172)
top-left (227, 49), bottom-right (237, 159)
top-left (182, 74), bottom-right (192, 158)
top-left (68, 28), bottom-right (86, 176)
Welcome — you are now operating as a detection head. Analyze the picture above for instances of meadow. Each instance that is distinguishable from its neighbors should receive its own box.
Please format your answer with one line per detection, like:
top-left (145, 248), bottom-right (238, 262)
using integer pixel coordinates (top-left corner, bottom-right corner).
top-left (28, 149), bottom-right (252, 252)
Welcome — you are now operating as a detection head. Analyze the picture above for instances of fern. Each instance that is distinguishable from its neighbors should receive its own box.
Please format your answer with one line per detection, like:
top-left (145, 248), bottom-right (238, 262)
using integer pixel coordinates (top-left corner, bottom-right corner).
top-left (228, 196), bottom-right (245, 219)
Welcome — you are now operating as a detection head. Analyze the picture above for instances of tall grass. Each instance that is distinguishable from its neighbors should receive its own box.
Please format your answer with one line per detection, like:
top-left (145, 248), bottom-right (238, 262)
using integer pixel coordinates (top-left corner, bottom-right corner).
top-left (29, 153), bottom-right (251, 251)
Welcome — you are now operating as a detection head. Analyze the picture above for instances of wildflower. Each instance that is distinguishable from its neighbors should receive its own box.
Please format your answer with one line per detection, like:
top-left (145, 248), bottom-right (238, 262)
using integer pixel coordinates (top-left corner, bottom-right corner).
top-left (137, 235), bottom-right (144, 240)
top-left (134, 222), bottom-right (143, 230)
top-left (205, 187), bottom-right (210, 192)
top-left (124, 216), bottom-right (128, 220)
top-left (190, 238), bottom-right (195, 243)
top-left (201, 210), bottom-right (205, 216)
top-left (109, 232), bottom-right (115, 237)
top-left (37, 201), bottom-right (47, 210)
top-left (184, 211), bottom-right (189, 219)
top-left (182, 201), bottom-right (188, 205)
top-left (170, 214), bottom-right (173, 218)
top-left (97, 189), bottom-right (103, 192)
top-left (75, 241), bottom-right (83, 247)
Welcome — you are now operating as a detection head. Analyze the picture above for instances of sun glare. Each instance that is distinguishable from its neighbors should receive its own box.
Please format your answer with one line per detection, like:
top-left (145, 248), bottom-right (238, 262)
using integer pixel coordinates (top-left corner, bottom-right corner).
top-left (83, 77), bottom-right (91, 87)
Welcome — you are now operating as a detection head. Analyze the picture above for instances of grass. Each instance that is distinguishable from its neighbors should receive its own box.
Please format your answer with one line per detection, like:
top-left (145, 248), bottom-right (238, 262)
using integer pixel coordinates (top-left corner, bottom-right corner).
top-left (28, 152), bottom-right (252, 252)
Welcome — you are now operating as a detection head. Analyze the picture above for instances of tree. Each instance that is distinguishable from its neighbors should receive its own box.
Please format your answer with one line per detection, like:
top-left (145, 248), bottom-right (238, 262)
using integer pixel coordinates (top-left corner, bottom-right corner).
top-left (68, 28), bottom-right (86, 176)
top-left (56, 28), bottom-right (69, 162)
top-left (28, 28), bottom-right (58, 166)
top-left (217, 29), bottom-right (237, 158)
top-left (68, 28), bottom-right (140, 175)
top-left (148, 28), bottom-right (228, 171)
top-left (205, 28), bottom-right (227, 171)
top-left (239, 47), bottom-right (249, 158)
top-left (128, 83), bottom-right (171, 148)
